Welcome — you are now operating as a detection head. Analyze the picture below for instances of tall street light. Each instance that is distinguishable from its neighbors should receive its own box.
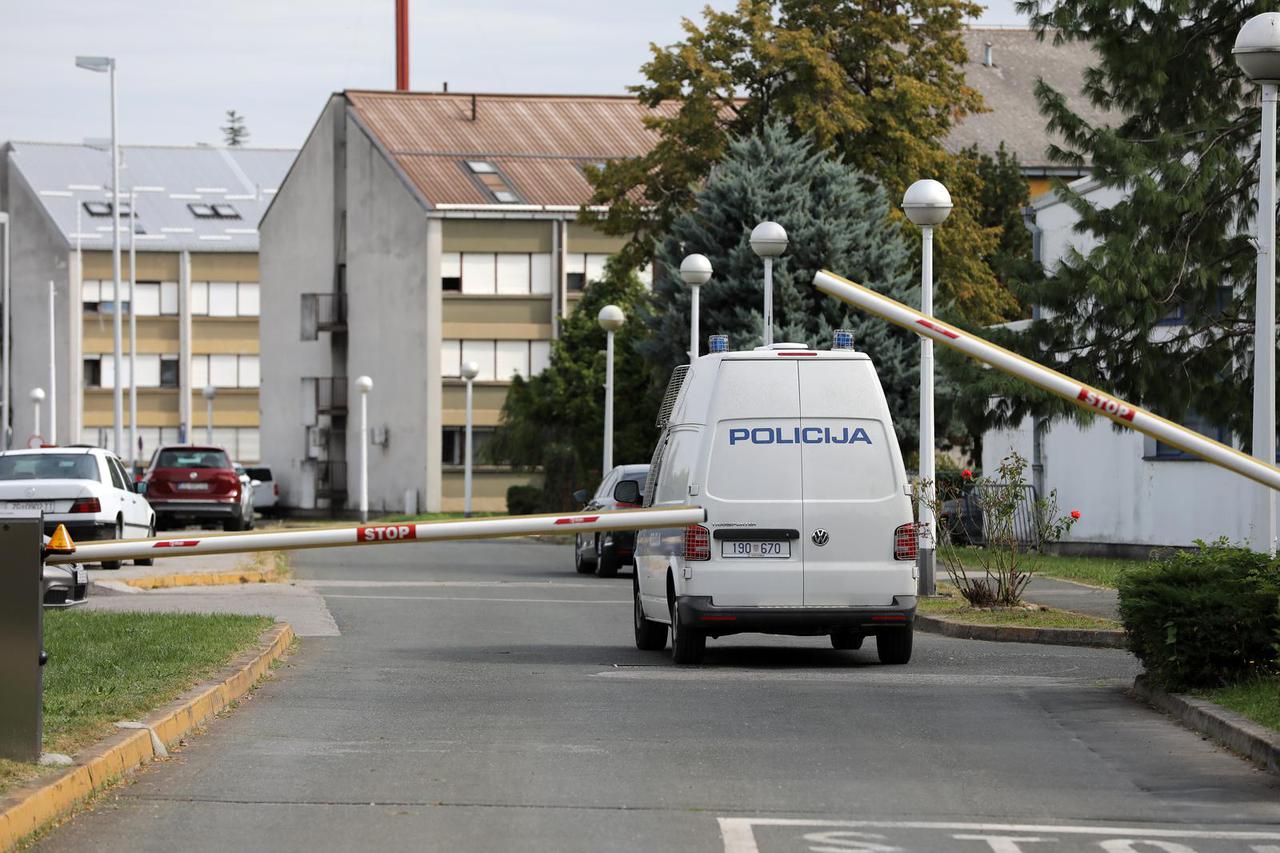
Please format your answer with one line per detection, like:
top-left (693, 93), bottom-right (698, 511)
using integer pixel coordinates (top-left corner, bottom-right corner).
top-left (76, 55), bottom-right (123, 457)
top-left (1235, 13), bottom-right (1280, 556)
top-left (1, 211), bottom-right (9, 449)
top-left (680, 254), bottom-right (712, 360)
top-left (460, 361), bottom-right (480, 517)
top-left (750, 222), bottom-right (788, 347)
top-left (903, 178), bottom-right (953, 597)
top-left (128, 188), bottom-right (137, 466)
top-left (29, 388), bottom-right (44, 444)
top-left (202, 385), bottom-right (216, 445)
top-left (598, 305), bottom-right (625, 473)
top-left (355, 375), bottom-right (373, 523)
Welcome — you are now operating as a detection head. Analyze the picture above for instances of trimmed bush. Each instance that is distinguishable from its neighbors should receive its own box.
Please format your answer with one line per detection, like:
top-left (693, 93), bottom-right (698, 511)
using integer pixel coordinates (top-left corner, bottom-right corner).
top-left (506, 485), bottom-right (543, 516)
top-left (1118, 542), bottom-right (1280, 690)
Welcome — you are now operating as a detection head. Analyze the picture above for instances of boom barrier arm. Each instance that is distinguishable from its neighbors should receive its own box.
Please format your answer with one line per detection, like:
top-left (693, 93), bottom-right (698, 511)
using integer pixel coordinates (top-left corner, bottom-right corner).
top-left (813, 269), bottom-right (1280, 493)
top-left (46, 506), bottom-right (706, 567)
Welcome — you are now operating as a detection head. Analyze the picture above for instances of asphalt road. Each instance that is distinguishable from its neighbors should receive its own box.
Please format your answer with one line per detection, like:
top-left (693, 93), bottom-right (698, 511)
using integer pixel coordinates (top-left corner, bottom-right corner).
top-left (40, 539), bottom-right (1280, 853)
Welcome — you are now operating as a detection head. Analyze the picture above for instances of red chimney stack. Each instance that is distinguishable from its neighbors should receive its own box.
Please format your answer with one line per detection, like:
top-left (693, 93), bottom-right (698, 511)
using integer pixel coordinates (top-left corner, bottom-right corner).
top-left (395, 0), bottom-right (409, 91)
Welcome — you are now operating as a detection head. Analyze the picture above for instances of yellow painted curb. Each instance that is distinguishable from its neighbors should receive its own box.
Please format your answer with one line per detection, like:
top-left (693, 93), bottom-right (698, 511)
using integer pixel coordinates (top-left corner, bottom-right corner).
top-left (0, 622), bottom-right (295, 850)
top-left (122, 567), bottom-right (289, 590)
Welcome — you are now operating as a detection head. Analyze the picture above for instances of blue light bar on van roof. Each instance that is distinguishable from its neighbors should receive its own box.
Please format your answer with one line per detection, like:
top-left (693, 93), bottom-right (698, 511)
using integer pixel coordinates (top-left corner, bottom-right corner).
top-left (708, 334), bottom-right (728, 354)
top-left (833, 330), bottom-right (854, 350)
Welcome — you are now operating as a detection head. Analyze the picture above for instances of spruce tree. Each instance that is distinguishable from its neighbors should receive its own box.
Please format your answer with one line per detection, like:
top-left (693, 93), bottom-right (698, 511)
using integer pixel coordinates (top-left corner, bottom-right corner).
top-left (221, 110), bottom-right (249, 147)
top-left (985, 1), bottom-right (1271, 440)
top-left (647, 121), bottom-right (926, 450)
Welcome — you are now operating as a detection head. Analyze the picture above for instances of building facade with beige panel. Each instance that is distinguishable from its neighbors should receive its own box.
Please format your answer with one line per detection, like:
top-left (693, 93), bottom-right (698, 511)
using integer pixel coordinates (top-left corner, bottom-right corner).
top-left (0, 142), bottom-right (293, 465)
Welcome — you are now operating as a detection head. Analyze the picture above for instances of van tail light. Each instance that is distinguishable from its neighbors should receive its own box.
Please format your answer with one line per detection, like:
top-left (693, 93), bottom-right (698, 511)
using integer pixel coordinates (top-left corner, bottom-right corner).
top-left (683, 524), bottom-right (711, 561)
top-left (893, 523), bottom-right (919, 561)
top-left (69, 497), bottom-right (101, 514)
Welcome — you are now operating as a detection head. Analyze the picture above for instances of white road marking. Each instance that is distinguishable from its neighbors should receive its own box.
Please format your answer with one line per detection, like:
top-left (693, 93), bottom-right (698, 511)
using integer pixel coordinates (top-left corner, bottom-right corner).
top-left (321, 594), bottom-right (629, 604)
top-left (300, 580), bottom-right (607, 589)
top-left (717, 819), bottom-right (1280, 853)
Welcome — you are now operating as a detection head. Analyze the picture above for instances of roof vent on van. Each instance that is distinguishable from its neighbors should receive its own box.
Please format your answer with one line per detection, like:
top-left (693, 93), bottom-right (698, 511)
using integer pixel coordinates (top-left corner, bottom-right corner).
top-left (655, 364), bottom-right (691, 428)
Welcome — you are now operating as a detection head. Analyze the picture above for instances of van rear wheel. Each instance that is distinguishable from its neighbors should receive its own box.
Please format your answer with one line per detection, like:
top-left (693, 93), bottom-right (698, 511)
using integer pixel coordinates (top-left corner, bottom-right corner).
top-left (670, 602), bottom-right (705, 665)
top-left (830, 631), bottom-right (863, 650)
top-left (876, 626), bottom-right (913, 665)
top-left (634, 578), bottom-right (667, 651)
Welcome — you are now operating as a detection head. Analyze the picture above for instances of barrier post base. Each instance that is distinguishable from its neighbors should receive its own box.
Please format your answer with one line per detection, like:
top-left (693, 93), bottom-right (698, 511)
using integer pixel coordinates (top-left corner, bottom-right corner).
top-left (0, 512), bottom-right (44, 761)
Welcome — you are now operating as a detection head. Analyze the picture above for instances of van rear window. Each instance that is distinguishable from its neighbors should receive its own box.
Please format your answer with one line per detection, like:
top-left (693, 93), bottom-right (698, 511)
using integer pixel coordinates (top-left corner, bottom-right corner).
top-left (800, 419), bottom-right (898, 501)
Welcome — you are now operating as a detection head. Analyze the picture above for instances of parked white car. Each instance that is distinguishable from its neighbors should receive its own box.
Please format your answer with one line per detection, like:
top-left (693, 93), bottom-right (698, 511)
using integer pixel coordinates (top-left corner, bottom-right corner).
top-left (0, 447), bottom-right (156, 569)
top-left (634, 342), bottom-right (918, 664)
top-left (240, 464), bottom-right (279, 516)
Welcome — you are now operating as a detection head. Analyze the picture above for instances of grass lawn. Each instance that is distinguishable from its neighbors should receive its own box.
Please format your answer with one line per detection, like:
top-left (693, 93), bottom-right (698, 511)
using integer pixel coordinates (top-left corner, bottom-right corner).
top-left (1197, 676), bottom-right (1280, 733)
top-left (941, 547), bottom-right (1143, 589)
top-left (0, 610), bottom-right (272, 796)
top-left (919, 588), bottom-right (1121, 630)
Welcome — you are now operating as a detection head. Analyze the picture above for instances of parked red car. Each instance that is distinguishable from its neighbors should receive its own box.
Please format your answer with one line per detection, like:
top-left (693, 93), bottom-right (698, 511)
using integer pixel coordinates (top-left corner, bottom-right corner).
top-left (141, 446), bottom-right (254, 531)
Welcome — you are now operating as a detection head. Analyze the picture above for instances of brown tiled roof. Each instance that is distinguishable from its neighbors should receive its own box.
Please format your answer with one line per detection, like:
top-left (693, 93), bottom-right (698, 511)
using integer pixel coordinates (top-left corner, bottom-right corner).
top-left (947, 28), bottom-right (1108, 170)
top-left (347, 32), bottom-right (1104, 208)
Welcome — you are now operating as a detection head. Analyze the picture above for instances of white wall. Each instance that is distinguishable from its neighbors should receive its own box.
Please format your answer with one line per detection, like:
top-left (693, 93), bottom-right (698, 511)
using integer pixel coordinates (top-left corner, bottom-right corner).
top-left (983, 178), bottom-right (1265, 549)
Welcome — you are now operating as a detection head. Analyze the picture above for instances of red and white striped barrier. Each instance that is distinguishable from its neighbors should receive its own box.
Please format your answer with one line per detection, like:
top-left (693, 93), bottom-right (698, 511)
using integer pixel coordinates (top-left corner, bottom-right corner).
top-left (46, 505), bottom-right (706, 566)
top-left (813, 269), bottom-right (1280, 492)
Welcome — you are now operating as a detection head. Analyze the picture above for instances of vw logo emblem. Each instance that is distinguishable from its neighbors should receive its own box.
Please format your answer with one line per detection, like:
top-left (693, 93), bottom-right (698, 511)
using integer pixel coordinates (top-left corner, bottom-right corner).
top-left (25, 486), bottom-right (36, 498)
top-left (811, 529), bottom-right (830, 547)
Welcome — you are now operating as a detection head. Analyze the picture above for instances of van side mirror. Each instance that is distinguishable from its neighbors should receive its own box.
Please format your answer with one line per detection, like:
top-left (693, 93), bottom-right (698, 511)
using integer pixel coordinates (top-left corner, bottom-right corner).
top-left (613, 479), bottom-right (641, 505)
top-left (572, 489), bottom-right (588, 505)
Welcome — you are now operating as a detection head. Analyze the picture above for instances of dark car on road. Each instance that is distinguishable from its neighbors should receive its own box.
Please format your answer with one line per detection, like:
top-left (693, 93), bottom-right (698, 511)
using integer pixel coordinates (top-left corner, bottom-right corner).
top-left (572, 464), bottom-right (648, 577)
top-left (142, 446), bottom-right (254, 531)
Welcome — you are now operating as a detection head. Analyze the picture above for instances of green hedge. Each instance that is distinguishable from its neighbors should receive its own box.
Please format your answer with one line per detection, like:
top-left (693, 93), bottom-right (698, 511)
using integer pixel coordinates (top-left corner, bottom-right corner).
top-left (506, 484), bottom-right (543, 516)
top-left (1118, 543), bottom-right (1280, 690)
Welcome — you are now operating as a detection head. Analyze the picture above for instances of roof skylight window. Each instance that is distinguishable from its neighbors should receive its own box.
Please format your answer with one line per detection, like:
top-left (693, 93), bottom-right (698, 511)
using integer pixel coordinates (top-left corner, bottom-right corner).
top-left (189, 203), bottom-right (217, 218)
top-left (83, 201), bottom-right (112, 217)
top-left (211, 204), bottom-right (241, 219)
top-left (462, 161), bottom-right (520, 204)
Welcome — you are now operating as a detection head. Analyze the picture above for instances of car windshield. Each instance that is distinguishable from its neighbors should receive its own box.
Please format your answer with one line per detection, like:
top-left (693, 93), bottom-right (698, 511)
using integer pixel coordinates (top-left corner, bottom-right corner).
top-left (0, 453), bottom-right (99, 482)
top-left (156, 449), bottom-right (231, 469)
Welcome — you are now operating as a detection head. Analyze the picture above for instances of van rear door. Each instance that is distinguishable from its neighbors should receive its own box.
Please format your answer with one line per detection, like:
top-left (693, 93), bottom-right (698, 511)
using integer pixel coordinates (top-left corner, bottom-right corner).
top-left (702, 360), bottom-right (803, 606)
top-left (798, 360), bottom-right (906, 606)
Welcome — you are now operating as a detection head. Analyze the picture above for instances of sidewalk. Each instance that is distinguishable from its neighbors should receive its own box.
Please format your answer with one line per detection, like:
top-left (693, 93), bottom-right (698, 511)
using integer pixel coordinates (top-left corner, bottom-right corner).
top-left (89, 550), bottom-right (285, 590)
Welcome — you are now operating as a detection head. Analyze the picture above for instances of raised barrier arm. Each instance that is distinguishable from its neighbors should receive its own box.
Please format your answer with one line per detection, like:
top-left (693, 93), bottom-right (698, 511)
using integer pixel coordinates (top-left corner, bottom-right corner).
top-left (813, 269), bottom-right (1280, 492)
top-left (46, 505), bottom-right (706, 566)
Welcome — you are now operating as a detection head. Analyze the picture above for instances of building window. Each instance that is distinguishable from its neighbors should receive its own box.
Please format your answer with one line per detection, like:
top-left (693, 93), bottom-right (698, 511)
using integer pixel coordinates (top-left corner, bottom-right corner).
top-left (443, 340), bottom-right (551, 381)
top-left (161, 281), bottom-right (179, 315)
top-left (441, 252), bottom-right (462, 292)
top-left (190, 282), bottom-right (259, 316)
top-left (441, 427), bottom-right (495, 466)
top-left (160, 357), bottom-right (179, 388)
top-left (462, 161), bottom-right (521, 204)
top-left (191, 354), bottom-right (260, 389)
top-left (133, 282), bottom-right (161, 316)
top-left (84, 357), bottom-right (101, 387)
top-left (1151, 413), bottom-right (1231, 460)
top-left (82, 280), bottom-right (100, 312)
top-left (189, 203), bottom-right (217, 218)
top-left (461, 254), bottom-right (496, 295)
top-left (83, 201), bottom-right (112, 217)
top-left (211, 203), bottom-right (240, 219)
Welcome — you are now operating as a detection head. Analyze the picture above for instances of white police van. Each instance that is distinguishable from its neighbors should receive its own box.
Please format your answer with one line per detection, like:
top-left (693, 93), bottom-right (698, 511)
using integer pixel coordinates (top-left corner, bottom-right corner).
top-left (633, 338), bottom-right (918, 664)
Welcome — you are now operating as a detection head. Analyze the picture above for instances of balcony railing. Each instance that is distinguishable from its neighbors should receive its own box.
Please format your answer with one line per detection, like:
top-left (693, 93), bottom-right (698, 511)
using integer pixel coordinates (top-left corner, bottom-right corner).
top-left (301, 292), bottom-right (347, 340)
top-left (304, 377), bottom-right (348, 416)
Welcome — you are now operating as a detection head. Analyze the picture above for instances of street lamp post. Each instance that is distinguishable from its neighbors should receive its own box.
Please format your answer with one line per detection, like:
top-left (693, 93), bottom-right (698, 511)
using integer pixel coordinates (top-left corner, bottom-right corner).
top-left (47, 280), bottom-right (56, 445)
top-left (128, 188), bottom-right (137, 466)
top-left (29, 388), bottom-right (44, 443)
top-left (461, 361), bottom-right (480, 516)
top-left (202, 385), bottom-right (216, 445)
top-left (597, 305), bottom-right (625, 473)
top-left (903, 178), bottom-right (953, 597)
top-left (355, 376), bottom-right (373, 523)
top-left (749, 222), bottom-right (788, 347)
top-left (679, 254), bottom-right (713, 360)
top-left (1234, 14), bottom-right (1280, 556)
top-left (76, 55), bottom-right (123, 457)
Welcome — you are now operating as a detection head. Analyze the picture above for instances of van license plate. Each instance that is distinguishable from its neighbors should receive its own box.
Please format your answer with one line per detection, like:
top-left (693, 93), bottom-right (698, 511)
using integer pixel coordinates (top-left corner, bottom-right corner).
top-left (721, 540), bottom-right (790, 558)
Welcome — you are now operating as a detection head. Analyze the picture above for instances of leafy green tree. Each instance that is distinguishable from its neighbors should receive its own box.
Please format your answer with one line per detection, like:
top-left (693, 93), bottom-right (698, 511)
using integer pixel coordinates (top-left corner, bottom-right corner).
top-left (485, 263), bottom-right (660, 510)
top-left (221, 110), bottom-right (249, 147)
top-left (587, 0), bottom-right (1022, 324)
top-left (647, 121), bottom-right (927, 450)
top-left (984, 1), bottom-right (1270, 439)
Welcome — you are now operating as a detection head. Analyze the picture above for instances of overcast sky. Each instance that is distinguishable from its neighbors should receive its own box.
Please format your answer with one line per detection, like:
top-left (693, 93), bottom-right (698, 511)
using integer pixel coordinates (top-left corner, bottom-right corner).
top-left (2, 1), bottom-right (1028, 150)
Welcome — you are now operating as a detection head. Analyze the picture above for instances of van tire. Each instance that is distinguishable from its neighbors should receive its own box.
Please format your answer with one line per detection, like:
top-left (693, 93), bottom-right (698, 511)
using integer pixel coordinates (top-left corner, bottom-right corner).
top-left (634, 577), bottom-right (667, 651)
top-left (574, 536), bottom-right (596, 574)
top-left (876, 626), bottom-right (913, 665)
top-left (830, 631), bottom-right (863, 650)
top-left (670, 602), bottom-right (705, 665)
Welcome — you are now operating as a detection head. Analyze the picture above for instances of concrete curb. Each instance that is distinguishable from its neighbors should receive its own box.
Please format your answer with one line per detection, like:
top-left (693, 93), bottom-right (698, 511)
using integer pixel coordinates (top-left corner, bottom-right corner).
top-left (915, 613), bottom-right (1126, 649)
top-left (1131, 675), bottom-right (1280, 777)
top-left (0, 622), bottom-right (294, 850)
